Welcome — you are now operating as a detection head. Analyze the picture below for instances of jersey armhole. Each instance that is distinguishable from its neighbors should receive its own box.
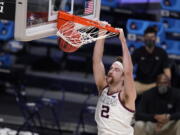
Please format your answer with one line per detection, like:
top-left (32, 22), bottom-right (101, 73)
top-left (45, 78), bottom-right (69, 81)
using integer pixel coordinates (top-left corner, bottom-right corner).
top-left (118, 93), bottom-right (135, 113)
top-left (98, 85), bottom-right (109, 96)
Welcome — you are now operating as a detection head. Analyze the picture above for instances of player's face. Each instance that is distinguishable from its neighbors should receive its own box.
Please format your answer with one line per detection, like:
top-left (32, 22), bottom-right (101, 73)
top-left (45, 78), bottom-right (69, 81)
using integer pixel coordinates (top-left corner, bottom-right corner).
top-left (107, 62), bottom-right (124, 85)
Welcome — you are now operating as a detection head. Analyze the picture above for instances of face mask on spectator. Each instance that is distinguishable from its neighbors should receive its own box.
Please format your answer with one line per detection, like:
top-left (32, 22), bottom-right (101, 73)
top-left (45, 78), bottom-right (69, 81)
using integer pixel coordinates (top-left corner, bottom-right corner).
top-left (158, 85), bottom-right (169, 95)
top-left (145, 40), bottom-right (155, 48)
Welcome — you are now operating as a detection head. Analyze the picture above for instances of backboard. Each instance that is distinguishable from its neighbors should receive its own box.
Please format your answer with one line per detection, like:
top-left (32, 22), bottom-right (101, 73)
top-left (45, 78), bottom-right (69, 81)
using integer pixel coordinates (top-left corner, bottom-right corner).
top-left (14, 0), bottom-right (101, 41)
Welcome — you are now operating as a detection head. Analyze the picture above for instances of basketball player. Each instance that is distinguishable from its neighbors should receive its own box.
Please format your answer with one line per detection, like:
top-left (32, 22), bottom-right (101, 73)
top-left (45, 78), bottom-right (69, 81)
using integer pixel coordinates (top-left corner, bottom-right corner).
top-left (93, 29), bottom-right (136, 135)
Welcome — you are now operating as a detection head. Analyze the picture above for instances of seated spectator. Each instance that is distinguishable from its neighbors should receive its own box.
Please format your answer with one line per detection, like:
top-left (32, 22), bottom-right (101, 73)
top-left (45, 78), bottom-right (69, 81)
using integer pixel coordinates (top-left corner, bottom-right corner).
top-left (132, 26), bottom-right (171, 94)
top-left (134, 74), bottom-right (180, 135)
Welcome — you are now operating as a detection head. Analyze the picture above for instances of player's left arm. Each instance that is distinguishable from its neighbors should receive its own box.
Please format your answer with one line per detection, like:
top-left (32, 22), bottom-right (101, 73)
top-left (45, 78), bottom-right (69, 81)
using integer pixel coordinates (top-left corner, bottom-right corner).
top-left (119, 29), bottom-right (137, 106)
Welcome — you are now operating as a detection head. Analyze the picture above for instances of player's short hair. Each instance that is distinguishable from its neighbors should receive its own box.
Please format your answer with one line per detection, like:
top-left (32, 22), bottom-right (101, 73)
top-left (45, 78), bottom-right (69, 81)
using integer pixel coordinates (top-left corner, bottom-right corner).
top-left (115, 56), bottom-right (123, 63)
top-left (114, 56), bottom-right (124, 70)
top-left (144, 25), bottom-right (158, 35)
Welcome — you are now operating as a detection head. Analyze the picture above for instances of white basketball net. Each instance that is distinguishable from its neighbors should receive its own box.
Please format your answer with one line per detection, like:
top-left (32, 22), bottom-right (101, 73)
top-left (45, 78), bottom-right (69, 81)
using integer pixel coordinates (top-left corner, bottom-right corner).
top-left (57, 21), bottom-right (118, 48)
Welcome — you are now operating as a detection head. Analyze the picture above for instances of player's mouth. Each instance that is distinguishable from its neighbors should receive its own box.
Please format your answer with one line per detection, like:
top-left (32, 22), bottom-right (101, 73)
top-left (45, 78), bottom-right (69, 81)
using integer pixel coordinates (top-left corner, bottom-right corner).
top-left (107, 75), bottom-right (113, 81)
top-left (107, 72), bottom-right (112, 77)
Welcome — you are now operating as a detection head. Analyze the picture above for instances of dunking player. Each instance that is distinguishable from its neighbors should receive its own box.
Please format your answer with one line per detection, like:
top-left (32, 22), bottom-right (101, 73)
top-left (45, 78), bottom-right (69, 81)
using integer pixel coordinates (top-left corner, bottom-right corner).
top-left (93, 29), bottom-right (136, 135)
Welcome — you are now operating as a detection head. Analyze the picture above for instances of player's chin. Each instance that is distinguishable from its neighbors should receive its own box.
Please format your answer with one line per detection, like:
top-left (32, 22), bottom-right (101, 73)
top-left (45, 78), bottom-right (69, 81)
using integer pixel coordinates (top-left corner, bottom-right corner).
top-left (107, 77), bottom-right (113, 84)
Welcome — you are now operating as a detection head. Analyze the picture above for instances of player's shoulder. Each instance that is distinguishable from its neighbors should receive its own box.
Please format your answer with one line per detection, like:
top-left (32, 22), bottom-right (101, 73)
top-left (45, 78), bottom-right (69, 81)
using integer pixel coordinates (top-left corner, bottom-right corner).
top-left (99, 85), bottom-right (109, 95)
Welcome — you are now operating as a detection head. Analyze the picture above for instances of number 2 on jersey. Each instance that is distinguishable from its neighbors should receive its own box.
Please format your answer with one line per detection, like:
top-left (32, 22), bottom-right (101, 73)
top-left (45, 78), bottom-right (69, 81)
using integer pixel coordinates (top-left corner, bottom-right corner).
top-left (101, 105), bottom-right (110, 118)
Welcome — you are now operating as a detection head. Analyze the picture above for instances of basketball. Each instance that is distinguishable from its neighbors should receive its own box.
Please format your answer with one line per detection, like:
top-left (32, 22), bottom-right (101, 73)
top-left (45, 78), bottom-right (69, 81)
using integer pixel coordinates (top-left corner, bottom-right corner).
top-left (58, 24), bottom-right (81, 53)
top-left (58, 38), bottom-right (79, 53)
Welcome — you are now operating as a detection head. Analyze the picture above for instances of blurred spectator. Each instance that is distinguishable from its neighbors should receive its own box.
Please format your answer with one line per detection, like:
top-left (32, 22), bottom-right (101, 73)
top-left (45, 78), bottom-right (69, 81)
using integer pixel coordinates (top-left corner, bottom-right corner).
top-left (164, 0), bottom-right (172, 6)
top-left (134, 74), bottom-right (180, 135)
top-left (130, 22), bottom-right (138, 30)
top-left (132, 26), bottom-right (171, 95)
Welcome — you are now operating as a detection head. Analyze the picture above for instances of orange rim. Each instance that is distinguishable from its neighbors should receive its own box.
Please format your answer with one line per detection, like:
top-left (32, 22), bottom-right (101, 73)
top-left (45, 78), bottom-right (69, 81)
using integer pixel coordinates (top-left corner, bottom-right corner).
top-left (57, 11), bottom-right (119, 33)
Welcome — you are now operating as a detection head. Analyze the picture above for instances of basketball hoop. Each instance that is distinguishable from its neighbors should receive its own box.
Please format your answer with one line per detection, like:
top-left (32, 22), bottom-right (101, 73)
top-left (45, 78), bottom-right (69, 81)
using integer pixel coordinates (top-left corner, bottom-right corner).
top-left (57, 11), bottom-right (119, 52)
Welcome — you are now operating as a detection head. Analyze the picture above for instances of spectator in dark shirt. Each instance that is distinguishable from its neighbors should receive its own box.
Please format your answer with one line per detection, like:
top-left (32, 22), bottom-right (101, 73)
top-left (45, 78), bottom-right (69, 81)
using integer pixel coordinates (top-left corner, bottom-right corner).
top-left (134, 74), bottom-right (180, 135)
top-left (132, 26), bottom-right (171, 94)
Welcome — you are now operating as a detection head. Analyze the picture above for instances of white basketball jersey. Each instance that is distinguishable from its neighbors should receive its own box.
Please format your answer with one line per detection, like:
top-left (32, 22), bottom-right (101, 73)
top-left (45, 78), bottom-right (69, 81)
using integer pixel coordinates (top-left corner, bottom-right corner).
top-left (95, 87), bottom-right (134, 135)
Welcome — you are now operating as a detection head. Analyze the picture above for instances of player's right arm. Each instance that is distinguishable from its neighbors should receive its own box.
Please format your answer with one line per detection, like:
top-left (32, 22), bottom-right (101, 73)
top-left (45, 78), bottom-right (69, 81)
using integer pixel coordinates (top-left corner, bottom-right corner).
top-left (93, 37), bottom-right (107, 93)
